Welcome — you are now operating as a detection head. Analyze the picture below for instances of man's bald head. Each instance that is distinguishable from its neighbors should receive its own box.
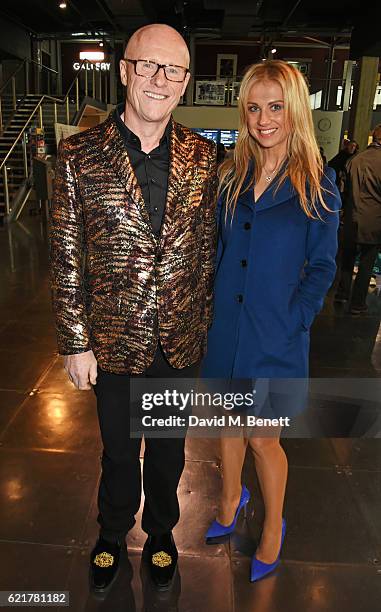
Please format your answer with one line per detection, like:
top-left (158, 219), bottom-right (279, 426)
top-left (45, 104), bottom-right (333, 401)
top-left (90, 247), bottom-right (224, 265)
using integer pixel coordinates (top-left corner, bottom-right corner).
top-left (125, 24), bottom-right (190, 68)
top-left (119, 23), bottom-right (191, 133)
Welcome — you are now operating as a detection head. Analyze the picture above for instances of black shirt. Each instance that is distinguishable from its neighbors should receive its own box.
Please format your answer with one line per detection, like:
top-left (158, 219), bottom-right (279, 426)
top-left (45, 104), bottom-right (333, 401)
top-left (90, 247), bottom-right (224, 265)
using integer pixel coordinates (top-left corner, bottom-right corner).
top-left (114, 103), bottom-right (170, 235)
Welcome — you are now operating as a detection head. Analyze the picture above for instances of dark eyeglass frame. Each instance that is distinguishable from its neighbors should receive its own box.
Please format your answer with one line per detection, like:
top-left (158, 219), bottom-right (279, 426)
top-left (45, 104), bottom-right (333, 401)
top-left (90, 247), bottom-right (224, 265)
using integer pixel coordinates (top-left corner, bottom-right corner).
top-left (124, 58), bottom-right (190, 82)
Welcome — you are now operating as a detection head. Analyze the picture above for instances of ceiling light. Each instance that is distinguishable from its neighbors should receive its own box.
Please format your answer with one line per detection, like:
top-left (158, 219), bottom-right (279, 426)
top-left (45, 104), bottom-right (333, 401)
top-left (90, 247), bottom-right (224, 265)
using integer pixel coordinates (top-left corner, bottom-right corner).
top-left (59, 1), bottom-right (67, 8)
top-left (99, 41), bottom-right (103, 47)
top-left (271, 48), bottom-right (277, 54)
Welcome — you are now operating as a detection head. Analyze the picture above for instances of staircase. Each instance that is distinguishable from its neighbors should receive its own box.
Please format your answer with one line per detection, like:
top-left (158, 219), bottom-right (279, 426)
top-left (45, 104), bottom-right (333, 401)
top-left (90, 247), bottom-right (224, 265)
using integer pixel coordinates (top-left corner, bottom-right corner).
top-left (0, 95), bottom-right (40, 219)
top-left (0, 95), bottom-right (79, 220)
top-left (0, 56), bottom-right (110, 224)
top-left (0, 93), bottom-right (18, 131)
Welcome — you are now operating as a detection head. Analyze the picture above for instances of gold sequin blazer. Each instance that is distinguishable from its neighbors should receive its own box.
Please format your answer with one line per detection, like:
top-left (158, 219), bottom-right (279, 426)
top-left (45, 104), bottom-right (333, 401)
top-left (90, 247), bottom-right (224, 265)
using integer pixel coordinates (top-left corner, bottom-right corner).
top-left (50, 113), bottom-right (218, 374)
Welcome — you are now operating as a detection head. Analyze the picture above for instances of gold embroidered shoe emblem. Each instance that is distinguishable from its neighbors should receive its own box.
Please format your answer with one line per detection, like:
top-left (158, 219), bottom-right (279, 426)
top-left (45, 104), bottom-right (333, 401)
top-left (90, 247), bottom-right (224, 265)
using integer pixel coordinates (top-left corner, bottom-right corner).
top-left (94, 552), bottom-right (114, 568)
top-left (152, 551), bottom-right (172, 568)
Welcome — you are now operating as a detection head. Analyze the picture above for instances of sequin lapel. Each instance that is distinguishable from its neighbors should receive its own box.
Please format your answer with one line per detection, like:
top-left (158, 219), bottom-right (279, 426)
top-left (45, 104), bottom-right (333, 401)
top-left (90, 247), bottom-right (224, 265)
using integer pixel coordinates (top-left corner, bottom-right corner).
top-left (158, 119), bottom-right (191, 244)
top-left (100, 115), bottom-right (153, 234)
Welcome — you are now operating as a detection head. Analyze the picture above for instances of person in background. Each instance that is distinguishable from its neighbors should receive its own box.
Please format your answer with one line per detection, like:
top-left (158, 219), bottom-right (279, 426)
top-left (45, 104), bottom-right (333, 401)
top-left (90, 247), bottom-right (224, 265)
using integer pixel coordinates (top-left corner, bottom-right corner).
top-left (328, 139), bottom-right (358, 194)
top-left (50, 23), bottom-right (217, 594)
top-left (335, 125), bottom-right (381, 314)
top-left (202, 60), bottom-right (340, 582)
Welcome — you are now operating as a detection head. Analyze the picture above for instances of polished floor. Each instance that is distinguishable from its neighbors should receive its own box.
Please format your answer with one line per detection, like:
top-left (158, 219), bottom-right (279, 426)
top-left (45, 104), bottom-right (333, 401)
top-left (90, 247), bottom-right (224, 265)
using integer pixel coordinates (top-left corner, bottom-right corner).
top-left (1, 212), bottom-right (381, 611)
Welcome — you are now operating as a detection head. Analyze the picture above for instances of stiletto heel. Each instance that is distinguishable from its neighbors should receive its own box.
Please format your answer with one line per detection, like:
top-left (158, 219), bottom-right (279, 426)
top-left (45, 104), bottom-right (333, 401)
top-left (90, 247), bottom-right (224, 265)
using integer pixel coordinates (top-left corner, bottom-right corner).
top-left (205, 485), bottom-right (251, 544)
top-left (250, 518), bottom-right (286, 582)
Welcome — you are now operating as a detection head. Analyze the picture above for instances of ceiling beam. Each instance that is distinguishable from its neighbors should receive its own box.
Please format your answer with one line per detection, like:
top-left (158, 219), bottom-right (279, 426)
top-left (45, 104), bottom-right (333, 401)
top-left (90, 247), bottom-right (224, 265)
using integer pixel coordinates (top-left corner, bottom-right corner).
top-left (0, 9), bottom-right (38, 35)
top-left (282, 0), bottom-right (303, 27)
top-left (94, 0), bottom-right (122, 32)
top-left (139, 0), bottom-right (158, 22)
top-left (67, 0), bottom-right (101, 36)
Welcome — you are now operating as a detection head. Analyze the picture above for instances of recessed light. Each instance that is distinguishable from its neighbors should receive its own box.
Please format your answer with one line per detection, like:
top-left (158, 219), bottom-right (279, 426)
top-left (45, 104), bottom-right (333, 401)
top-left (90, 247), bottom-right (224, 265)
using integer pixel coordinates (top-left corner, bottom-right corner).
top-left (59, 2), bottom-right (67, 9)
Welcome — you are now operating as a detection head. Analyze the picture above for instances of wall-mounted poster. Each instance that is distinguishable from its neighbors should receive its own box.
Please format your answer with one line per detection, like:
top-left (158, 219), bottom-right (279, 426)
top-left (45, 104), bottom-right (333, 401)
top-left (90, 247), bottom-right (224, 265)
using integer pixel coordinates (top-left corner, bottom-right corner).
top-left (230, 81), bottom-right (241, 106)
top-left (194, 80), bottom-right (226, 105)
top-left (217, 54), bottom-right (237, 79)
top-left (312, 110), bottom-right (344, 161)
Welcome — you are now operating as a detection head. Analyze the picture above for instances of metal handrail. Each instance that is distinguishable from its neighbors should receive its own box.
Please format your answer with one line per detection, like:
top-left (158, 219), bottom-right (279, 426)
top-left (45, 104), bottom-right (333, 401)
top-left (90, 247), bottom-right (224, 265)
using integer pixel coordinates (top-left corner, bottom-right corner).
top-left (0, 59), bottom-right (27, 95)
top-left (0, 59), bottom-right (59, 95)
top-left (29, 59), bottom-right (59, 75)
top-left (0, 60), bottom-right (87, 172)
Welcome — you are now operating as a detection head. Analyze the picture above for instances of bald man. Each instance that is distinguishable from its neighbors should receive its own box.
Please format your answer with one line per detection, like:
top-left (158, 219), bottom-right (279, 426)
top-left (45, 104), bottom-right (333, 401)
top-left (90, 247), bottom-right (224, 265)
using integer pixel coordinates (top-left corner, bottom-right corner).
top-left (50, 24), bottom-right (217, 592)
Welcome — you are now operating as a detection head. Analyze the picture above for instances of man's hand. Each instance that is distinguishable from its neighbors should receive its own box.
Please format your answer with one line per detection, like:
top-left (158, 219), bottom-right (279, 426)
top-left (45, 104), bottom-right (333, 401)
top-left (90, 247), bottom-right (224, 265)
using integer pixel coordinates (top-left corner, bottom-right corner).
top-left (64, 350), bottom-right (98, 390)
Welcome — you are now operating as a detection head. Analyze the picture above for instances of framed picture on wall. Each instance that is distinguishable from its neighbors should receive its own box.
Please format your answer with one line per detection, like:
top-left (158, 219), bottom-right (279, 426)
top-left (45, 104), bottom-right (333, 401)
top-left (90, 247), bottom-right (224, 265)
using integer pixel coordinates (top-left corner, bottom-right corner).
top-left (194, 80), bottom-right (227, 105)
top-left (217, 54), bottom-right (237, 79)
top-left (230, 81), bottom-right (241, 106)
top-left (285, 59), bottom-right (312, 77)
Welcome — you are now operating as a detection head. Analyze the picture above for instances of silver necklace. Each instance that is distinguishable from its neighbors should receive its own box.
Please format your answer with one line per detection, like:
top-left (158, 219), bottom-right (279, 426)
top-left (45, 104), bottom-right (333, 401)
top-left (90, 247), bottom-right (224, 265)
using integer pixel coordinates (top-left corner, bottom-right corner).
top-left (263, 165), bottom-right (279, 183)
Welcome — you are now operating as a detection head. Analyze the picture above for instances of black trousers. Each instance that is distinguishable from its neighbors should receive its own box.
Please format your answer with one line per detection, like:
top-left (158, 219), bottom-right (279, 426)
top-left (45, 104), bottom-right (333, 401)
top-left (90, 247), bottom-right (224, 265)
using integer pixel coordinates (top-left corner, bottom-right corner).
top-left (337, 242), bottom-right (379, 308)
top-left (94, 345), bottom-right (198, 543)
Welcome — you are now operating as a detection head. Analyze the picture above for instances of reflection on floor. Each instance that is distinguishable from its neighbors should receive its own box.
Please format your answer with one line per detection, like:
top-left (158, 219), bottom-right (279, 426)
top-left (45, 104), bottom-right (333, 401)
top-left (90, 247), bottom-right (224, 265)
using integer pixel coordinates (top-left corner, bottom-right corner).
top-left (1, 215), bottom-right (381, 611)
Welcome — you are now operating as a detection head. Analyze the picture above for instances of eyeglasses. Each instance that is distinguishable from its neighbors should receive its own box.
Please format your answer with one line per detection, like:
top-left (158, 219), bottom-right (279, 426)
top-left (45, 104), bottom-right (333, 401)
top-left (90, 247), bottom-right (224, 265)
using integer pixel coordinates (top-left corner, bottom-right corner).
top-left (124, 58), bottom-right (189, 82)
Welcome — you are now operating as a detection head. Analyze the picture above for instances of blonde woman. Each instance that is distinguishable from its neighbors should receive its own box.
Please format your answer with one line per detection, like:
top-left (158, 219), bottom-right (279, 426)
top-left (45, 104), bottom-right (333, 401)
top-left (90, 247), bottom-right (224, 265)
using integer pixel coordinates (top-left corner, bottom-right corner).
top-left (202, 60), bottom-right (341, 581)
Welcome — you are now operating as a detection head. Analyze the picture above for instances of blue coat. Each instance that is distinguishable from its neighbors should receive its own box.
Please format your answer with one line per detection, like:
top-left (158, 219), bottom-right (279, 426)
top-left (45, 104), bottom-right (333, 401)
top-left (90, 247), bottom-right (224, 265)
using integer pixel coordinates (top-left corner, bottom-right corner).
top-left (202, 167), bottom-right (341, 382)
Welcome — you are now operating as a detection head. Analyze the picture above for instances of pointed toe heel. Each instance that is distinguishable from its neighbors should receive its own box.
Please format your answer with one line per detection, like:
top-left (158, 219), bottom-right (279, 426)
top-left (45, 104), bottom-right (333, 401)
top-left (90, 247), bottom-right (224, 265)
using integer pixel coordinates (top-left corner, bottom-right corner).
top-left (250, 518), bottom-right (286, 583)
top-left (205, 485), bottom-right (250, 544)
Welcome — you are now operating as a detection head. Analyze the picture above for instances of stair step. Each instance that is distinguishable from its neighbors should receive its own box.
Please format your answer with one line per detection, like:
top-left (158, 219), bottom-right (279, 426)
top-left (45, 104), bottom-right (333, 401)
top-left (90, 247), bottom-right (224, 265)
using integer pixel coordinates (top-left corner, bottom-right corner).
top-left (0, 170), bottom-right (25, 176)
top-left (0, 179), bottom-right (25, 184)
top-left (0, 176), bottom-right (25, 181)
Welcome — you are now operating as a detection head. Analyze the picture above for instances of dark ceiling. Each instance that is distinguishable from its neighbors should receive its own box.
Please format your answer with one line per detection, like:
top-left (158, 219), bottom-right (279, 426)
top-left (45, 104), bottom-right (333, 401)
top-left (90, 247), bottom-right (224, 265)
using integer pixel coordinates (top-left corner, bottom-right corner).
top-left (0, 0), bottom-right (376, 40)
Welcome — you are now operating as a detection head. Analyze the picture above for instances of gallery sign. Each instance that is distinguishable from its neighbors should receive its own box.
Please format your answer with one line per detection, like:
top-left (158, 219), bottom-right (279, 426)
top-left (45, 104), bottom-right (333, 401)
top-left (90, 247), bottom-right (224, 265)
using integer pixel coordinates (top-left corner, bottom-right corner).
top-left (73, 62), bottom-right (110, 71)
top-left (73, 51), bottom-right (110, 71)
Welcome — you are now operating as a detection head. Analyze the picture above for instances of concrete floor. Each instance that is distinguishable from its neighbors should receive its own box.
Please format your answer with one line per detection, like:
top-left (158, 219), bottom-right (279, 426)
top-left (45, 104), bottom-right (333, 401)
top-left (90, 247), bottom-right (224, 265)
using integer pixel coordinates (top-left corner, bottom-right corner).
top-left (1, 213), bottom-right (381, 611)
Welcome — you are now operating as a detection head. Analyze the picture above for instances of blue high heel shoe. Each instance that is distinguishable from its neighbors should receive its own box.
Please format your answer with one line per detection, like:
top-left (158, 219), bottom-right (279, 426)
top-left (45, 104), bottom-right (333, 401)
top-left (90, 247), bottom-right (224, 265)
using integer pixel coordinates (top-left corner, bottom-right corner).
top-left (205, 485), bottom-right (250, 543)
top-left (250, 518), bottom-right (286, 582)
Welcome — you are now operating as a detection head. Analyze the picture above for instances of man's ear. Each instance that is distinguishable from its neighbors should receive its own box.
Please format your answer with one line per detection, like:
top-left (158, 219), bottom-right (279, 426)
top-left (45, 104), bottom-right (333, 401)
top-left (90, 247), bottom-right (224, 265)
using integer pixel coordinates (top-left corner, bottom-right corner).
top-left (120, 59), bottom-right (128, 86)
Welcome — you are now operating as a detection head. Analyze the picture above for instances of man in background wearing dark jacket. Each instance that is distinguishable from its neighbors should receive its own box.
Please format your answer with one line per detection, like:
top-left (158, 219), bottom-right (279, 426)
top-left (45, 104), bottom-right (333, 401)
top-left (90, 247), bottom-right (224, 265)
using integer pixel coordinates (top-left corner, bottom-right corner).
top-left (328, 138), bottom-right (358, 194)
top-left (335, 125), bottom-right (381, 314)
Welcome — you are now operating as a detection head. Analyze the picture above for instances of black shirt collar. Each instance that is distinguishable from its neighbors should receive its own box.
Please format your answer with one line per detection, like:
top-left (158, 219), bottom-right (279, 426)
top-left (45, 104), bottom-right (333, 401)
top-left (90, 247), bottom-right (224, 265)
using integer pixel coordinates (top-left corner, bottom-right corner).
top-left (114, 102), bottom-right (171, 150)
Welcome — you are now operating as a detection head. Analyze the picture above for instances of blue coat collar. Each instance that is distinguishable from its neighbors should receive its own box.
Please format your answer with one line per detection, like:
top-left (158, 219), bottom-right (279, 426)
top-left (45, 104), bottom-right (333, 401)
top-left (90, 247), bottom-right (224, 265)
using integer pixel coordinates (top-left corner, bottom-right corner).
top-left (239, 161), bottom-right (297, 212)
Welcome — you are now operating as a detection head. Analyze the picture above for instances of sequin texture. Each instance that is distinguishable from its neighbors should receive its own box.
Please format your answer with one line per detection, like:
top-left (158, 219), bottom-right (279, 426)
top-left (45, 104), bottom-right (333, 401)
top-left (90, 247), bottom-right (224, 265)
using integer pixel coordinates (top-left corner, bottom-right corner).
top-left (50, 113), bottom-right (218, 373)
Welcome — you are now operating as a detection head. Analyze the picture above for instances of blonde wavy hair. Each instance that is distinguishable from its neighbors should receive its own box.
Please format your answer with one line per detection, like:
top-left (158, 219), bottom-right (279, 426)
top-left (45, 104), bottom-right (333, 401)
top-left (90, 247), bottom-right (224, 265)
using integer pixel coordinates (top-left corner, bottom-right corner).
top-left (220, 60), bottom-right (332, 219)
